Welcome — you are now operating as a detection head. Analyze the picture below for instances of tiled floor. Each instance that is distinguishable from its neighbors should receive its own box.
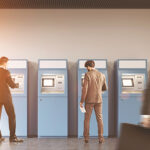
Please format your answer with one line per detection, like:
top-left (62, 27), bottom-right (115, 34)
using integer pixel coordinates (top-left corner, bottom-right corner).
top-left (0, 138), bottom-right (118, 150)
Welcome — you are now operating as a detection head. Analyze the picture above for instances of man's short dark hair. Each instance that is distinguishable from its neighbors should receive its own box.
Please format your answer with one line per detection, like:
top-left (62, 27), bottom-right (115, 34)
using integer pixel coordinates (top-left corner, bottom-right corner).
top-left (0, 57), bottom-right (9, 65)
top-left (84, 60), bottom-right (95, 68)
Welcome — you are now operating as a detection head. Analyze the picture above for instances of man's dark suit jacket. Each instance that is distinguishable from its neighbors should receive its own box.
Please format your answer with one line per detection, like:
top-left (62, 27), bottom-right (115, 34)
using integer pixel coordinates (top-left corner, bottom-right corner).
top-left (0, 68), bottom-right (17, 103)
top-left (80, 69), bottom-right (107, 104)
top-left (141, 80), bottom-right (150, 115)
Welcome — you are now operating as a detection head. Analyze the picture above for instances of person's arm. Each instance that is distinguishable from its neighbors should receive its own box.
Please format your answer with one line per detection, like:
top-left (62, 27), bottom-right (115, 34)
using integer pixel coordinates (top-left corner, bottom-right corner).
top-left (6, 71), bottom-right (18, 89)
top-left (80, 74), bottom-right (89, 106)
top-left (102, 75), bottom-right (107, 91)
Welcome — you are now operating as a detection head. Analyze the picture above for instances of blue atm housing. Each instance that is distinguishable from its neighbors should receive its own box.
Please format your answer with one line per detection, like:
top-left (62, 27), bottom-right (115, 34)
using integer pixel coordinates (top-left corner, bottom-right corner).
top-left (116, 59), bottom-right (147, 135)
top-left (78, 59), bottom-right (108, 138)
top-left (38, 59), bottom-right (68, 137)
top-left (1, 59), bottom-right (28, 136)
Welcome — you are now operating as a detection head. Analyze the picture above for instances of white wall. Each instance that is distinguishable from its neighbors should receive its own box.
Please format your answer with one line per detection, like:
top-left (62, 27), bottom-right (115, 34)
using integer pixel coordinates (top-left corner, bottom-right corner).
top-left (0, 9), bottom-right (150, 136)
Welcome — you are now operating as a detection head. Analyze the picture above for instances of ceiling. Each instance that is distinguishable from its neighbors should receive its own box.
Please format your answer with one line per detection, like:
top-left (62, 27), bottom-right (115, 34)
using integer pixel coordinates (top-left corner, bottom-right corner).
top-left (0, 0), bottom-right (150, 8)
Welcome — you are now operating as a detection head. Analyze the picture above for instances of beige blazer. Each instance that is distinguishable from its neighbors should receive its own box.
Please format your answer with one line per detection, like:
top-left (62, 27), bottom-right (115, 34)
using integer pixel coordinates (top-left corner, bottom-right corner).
top-left (80, 69), bottom-right (107, 104)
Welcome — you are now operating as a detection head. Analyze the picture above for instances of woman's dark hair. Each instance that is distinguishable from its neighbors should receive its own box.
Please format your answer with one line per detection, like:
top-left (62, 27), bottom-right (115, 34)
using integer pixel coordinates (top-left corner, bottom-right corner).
top-left (84, 60), bottom-right (95, 68)
top-left (0, 57), bottom-right (9, 65)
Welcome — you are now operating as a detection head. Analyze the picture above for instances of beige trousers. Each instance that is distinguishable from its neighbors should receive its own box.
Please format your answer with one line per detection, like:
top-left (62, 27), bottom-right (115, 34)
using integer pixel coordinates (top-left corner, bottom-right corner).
top-left (84, 103), bottom-right (103, 140)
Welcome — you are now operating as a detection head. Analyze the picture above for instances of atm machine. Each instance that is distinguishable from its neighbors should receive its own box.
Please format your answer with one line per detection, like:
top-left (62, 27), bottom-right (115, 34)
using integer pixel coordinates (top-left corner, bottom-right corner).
top-left (116, 59), bottom-right (147, 134)
top-left (38, 59), bottom-right (68, 137)
top-left (1, 59), bottom-right (28, 136)
top-left (78, 59), bottom-right (108, 137)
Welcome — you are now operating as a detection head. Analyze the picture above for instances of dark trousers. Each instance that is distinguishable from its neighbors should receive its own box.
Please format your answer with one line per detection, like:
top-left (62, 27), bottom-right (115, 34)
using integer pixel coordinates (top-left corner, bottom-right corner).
top-left (0, 101), bottom-right (16, 138)
top-left (84, 103), bottom-right (103, 140)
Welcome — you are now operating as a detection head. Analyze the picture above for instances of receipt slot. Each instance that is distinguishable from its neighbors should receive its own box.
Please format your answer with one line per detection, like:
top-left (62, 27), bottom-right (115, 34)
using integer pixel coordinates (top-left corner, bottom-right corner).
top-left (1, 60), bottom-right (28, 136)
top-left (116, 59), bottom-right (147, 134)
top-left (38, 60), bottom-right (68, 137)
top-left (78, 59), bottom-right (108, 137)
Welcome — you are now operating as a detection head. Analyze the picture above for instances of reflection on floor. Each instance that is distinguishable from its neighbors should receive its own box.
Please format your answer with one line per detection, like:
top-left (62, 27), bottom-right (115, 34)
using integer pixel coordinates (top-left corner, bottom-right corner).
top-left (0, 138), bottom-right (118, 150)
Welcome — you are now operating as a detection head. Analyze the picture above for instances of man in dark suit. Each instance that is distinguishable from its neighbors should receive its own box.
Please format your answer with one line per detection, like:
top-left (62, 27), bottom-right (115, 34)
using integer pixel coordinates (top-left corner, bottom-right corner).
top-left (0, 57), bottom-right (23, 142)
top-left (141, 72), bottom-right (150, 128)
top-left (80, 60), bottom-right (107, 143)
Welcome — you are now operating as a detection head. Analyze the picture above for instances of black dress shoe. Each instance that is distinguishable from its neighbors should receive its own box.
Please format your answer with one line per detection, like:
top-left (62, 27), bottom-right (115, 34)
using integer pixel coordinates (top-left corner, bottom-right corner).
top-left (85, 139), bottom-right (89, 143)
top-left (9, 137), bottom-right (23, 143)
top-left (0, 137), bottom-right (5, 142)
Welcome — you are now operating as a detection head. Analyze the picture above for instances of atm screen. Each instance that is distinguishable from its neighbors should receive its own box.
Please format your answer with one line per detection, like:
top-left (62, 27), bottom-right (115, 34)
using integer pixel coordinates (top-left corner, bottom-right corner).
top-left (42, 78), bottom-right (54, 87)
top-left (122, 79), bottom-right (134, 87)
